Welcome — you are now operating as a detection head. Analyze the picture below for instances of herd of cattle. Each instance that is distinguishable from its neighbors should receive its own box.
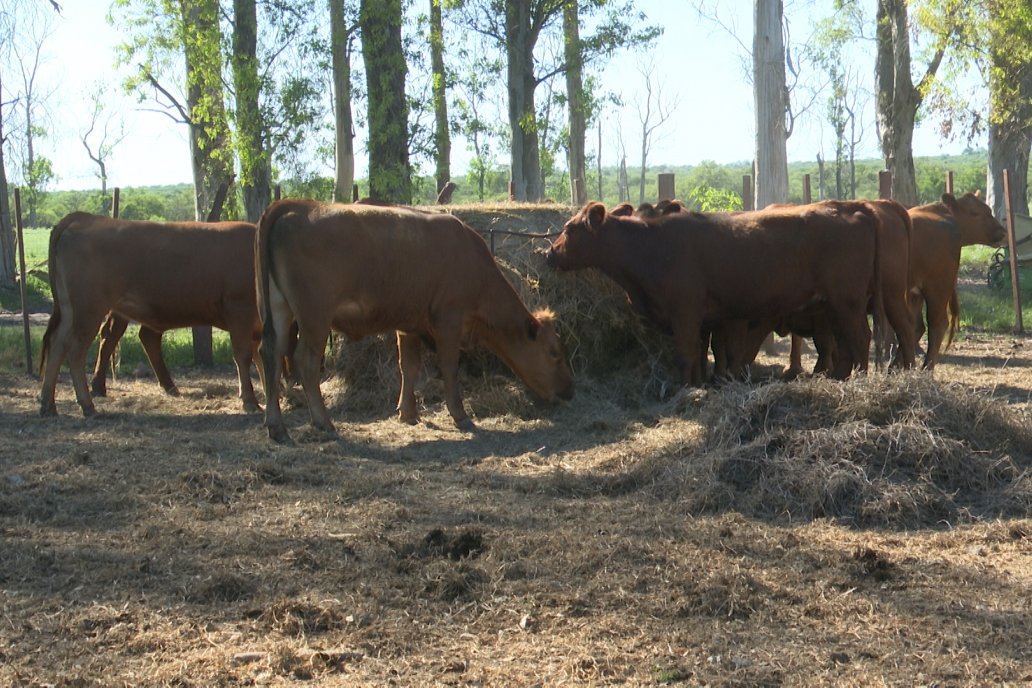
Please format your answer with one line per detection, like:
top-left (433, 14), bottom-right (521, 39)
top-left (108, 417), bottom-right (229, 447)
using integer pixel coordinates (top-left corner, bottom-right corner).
top-left (37, 192), bottom-right (1005, 443)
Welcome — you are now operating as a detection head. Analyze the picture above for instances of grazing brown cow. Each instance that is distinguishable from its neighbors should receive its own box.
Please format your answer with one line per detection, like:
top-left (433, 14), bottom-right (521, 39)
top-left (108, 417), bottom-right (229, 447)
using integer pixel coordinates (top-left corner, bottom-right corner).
top-left (907, 192), bottom-right (1005, 369)
top-left (39, 213), bottom-right (262, 417)
top-left (546, 200), bottom-right (883, 384)
top-left (256, 198), bottom-right (574, 444)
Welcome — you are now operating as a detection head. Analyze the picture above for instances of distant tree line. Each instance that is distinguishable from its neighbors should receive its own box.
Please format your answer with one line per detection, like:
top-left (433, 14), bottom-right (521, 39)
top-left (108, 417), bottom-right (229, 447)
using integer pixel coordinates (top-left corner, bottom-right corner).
top-left (20, 150), bottom-right (991, 229)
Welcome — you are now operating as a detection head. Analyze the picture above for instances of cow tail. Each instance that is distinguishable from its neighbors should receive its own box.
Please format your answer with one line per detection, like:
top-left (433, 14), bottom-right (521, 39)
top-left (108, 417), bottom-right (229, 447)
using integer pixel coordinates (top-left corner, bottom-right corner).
top-left (944, 288), bottom-right (960, 352)
top-left (866, 202), bottom-right (887, 371)
top-left (39, 214), bottom-right (74, 376)
top-left (256, 199), bottom-right (300, 358)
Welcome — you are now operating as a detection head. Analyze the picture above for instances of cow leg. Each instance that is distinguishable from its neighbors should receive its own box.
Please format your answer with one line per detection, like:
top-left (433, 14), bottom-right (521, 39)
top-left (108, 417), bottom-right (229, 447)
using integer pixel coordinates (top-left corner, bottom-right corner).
top-left (295, 321), bottom-right (336, 436)
top-left (260, 290), bottom-right (296, 444)
top-left (785, 334), bottom-right (805, 380)
top-left (922, 294), bottom-right (950, 370)
top-left (396, 332), bottom-right (422, 425)
top-left (828, 304), bottom-right (870, 380)
top-left (91, 313), bottom-right (130, 397)
top-left (136, 326), bottom-right (180, 396)
top-left (884, 295), bottom-right (917, 370)
top-left (40, 312), bottom-right (76, 416)
top-left (671, 317), bottom-right (704, 386)
top-left (226, 320), bottom-right (260, 413)
top-left (432, 322), bottom-right (474, 431)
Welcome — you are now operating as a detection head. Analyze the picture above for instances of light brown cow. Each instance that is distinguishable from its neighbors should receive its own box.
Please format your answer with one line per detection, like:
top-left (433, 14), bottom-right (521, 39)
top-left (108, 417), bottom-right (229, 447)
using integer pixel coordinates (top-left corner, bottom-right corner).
top-left (546, 200), bottom-right (883, 383)
top-left (256, 199), bottom-right (574, 444)
top-left (907, 192), bottom-right (1006, 369)
top-left (39, 213), bottom-right (261, 417)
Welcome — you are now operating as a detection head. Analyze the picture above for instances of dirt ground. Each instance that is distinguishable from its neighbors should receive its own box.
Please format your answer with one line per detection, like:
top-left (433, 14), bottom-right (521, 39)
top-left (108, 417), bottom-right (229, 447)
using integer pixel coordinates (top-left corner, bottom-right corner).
top-left (2, 331), bottom-right (1032, 687)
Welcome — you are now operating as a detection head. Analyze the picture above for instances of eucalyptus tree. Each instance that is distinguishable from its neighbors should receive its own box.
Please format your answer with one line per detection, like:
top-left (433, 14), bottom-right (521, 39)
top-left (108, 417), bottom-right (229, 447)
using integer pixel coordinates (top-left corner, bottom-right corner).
top-left (429, 0), bottom-right (451, 196)
top-left (113, 0), bottom-right (234, 221)
top-left (232, 0), bottom-right (270, 222)
top-left (360, 0), bottom-right (411, 203)
top-left (329, 0), bottom-right (358, 202)
top-left (753, 0), bottom-right (789, 208)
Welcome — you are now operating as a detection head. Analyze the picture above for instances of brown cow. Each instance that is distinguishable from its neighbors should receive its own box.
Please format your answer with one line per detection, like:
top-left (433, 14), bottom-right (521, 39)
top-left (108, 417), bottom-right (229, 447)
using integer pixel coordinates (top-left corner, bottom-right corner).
top-left (908, 192), bottom-right (1005, 369)
top-left (256, 199), bottom-right (574, 444)
top-left (782, 198), bottom-right (915, 377)
top-left (546, 201), bottom-right (882, 384)
top-left (39, 213), bottom-right (262, 417)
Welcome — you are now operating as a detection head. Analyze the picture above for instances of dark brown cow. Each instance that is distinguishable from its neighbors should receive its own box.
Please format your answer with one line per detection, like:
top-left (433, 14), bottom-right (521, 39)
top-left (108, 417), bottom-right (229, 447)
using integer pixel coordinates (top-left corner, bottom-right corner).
top-left (782, 198), bottom-right (915, 377)
top-left (546, 201), bottom-right (882, 383)
top-left (39, 213), bottom-right (261, 417)
top-left (256, 199), bottom-right (574, 444)
top-left (908, 192), bottom-right (1006, 369)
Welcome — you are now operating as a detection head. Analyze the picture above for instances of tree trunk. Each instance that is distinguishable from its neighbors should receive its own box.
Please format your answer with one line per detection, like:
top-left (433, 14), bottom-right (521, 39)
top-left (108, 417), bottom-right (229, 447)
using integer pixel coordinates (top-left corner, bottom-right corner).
top-left (988, 123), bottom-right (1031, 219)
top-left (329, 0), bottom-right (355, 203)
top-left (753, 0), bottom-right (789, 208)
top-left (232, 0), bottom-right (271, 222)
top-left (985, 1), bottom-right (1032, 220)
top-left (0, 75), bottom-right (14, 288)
top-left (430, 0), bottom-right (451, 195)
top-left (875, 0), bottom-right (935, 208)
top-left (505, 0), bottom-right (543, 202)
top-left (182, 0), bottom-right (234, 222)
top-left (361, 0), bottom-right (412, 203)
top-left (564, 0), bottom-right (586, 205)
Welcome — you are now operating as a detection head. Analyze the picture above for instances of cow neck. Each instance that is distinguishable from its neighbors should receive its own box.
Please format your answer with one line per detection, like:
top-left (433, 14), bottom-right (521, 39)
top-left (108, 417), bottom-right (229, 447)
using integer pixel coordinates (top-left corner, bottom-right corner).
top-left (469, 268), bottom-right (532, 350)
top-left (922, 202), bottom-right (961, 242)
top-left (597, 216), bottom-right (665, 294)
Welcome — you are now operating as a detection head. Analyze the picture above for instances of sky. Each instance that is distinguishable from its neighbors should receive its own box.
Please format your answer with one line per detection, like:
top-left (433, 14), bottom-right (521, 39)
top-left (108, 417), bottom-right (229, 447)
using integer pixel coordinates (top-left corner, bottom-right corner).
top-left (19, 0), bottom-right (984, 193)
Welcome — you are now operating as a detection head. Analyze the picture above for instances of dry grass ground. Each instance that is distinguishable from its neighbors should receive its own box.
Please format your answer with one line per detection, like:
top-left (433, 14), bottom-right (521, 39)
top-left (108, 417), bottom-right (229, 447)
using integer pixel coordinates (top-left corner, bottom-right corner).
top-left (2, 331), bottom-right (1032, 687)
top-left (4, 203), bottom-right (1032, 686)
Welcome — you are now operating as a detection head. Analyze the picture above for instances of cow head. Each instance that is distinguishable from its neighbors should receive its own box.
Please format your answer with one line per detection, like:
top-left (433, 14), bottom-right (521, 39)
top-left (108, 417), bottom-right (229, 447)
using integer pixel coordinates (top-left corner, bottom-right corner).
top-left (942, 192), bottom-right (1007, 247)
top-left (545, 202), bottom-right (609, 271)
top-left (505, 309), bottom-right (575, 403)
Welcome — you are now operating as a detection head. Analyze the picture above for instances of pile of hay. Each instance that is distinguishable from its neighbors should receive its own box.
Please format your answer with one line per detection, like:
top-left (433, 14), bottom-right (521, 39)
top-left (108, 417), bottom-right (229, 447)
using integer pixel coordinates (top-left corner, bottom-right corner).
top-left (653, 373), bottom-right (1032, 528)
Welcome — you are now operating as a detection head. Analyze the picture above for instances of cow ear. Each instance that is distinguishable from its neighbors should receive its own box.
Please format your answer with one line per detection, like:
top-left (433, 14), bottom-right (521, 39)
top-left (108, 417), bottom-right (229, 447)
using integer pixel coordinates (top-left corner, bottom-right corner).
top-left (941, 193), bottom-right (959, 212)
top-left (973, 189), bottom-right (982, 199)
top-left (611, 203), bottom-right (634, 217)
top-left (663, 200), bottom-right (685, 215)
top-left (587, 202), bottom-right (607, 231)
top-left (526, 316), bottom-right (541, 341)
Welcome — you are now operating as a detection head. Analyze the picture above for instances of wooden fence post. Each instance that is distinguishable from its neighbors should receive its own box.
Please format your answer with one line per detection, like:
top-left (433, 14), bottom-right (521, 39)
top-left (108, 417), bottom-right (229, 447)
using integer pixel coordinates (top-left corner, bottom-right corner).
top-left (14, 189), bottom-right (32, 377)
top-left (112, 187), bottom-right (120, 218)
top-left (742, 175), bottom-right (754, 211)
top-left (945, 171), bottom-right (954, 196)
top-left (1004, 169), bottom-right (1024, 334)
top-left (803, 174), bottom-right (812, 204)
top-left (658, 173), bottom-right (675, 202)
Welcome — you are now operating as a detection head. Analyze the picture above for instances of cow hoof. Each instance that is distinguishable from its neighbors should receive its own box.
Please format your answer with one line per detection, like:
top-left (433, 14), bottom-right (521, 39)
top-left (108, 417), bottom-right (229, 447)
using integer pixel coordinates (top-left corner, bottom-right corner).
top-left (398, 414), bottom-right (419, 426)
top-left (165, 386), bottom-right (181, 397)
top-left (40, 403), bottom-right (57, 417)
top-left (81, 406), bottom-right (97, 418)
top-left (455, 417), bottom-right (477, 432)
top-left (243, 401), bottom-right (263, 414)
top-left (267, 425), bottom-right (294, 445)
top-left (91, 386), bottom-right (107, 398)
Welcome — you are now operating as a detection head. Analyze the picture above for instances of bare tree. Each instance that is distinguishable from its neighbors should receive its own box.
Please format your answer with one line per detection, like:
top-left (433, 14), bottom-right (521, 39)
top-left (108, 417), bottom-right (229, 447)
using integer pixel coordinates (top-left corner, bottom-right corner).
top-left (636, 61), bottom-right (676, 205)
top-left (80, 85), bottom-right (127, 215)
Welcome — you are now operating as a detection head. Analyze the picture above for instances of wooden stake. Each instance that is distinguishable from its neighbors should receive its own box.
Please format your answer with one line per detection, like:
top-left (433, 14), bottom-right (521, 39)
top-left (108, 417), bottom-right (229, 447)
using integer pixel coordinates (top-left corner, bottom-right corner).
top-left (1004, 169), bottom-right (1024, 334)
